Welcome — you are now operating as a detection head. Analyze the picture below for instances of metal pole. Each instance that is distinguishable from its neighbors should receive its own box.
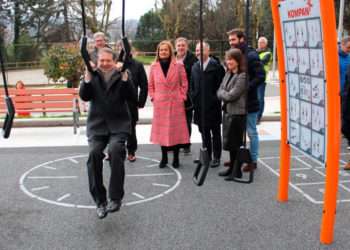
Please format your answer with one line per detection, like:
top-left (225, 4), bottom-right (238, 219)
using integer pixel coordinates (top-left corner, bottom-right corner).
top-left (199, 0), bottom-right (205, 147)
top-left (245, 0), bottom-right (250, 46)
top-left (338, 0), bottom-right (345, 42)
top-left (122, 0), bottom-right (126, 37)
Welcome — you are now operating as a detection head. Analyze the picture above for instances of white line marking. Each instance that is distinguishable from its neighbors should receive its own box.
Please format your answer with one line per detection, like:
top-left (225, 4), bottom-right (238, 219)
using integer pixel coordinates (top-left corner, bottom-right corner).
top-left (27, 176), bottom-right (78, 179)
top-left (68, 158), bottom-right (79, 164)
top-left (295, 180), bottom-right (350, 186)
top-left (126, 173), bottom-right (174, 177)
top-left (340, 184), bottom-right (350, 193)
top-left (152, 183), bottom-right (171, 188)
top-left (146, 164), bottom-right (159, 168)
top-left (295, 173), bottom-right (308, 180)
top-left (31, 186), bottom-right (50, 191)
top-left (132, 192), bottom-right (145, 199)
top-left (258, 159), bottom-right (320, 204)
top-left (289, 167), bottom-right (314, 171)
top-left (19, 155), bottom-right (182, 209)
top-left (57, 193), bottom-right (71, 202)
top-left (294, 157), bottom-right (313, 168)
top-left (43, 166), bottom-right (57, 170)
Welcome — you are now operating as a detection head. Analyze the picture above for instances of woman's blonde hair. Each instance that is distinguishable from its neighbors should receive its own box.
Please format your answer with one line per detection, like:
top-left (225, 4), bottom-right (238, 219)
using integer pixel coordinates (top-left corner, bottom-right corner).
top-left (155, 40), bottom-right (175, 62)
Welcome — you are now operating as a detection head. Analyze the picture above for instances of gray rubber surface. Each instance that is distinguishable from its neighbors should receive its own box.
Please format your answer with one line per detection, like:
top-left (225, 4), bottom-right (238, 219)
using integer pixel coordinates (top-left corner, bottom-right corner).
top-left (1, 142), bottom-right (350, 249)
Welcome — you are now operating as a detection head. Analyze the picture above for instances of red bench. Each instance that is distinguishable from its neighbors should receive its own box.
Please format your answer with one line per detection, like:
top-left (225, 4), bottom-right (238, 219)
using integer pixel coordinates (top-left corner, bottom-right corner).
top-left (0, 88), bottom-right (81, 134)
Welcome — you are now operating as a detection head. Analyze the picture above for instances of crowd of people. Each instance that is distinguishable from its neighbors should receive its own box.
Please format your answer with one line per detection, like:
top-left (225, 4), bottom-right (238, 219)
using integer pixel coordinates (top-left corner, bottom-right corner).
top-left (79, 28), bottom-right (274, 219)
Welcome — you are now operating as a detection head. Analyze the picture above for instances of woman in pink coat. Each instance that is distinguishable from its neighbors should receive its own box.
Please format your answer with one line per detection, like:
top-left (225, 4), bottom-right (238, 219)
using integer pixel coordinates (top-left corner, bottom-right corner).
top-left (149, 40), bottom-right (190, 168)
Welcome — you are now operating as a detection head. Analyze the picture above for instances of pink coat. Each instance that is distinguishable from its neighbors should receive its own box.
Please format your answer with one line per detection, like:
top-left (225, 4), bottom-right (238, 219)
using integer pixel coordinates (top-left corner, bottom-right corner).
top-left (148, 60), bottom-right (190, 146)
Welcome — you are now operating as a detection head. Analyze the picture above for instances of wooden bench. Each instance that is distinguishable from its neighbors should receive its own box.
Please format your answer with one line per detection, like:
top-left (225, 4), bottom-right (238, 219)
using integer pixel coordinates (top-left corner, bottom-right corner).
top-left (0, 88), bottom-right (81, 134)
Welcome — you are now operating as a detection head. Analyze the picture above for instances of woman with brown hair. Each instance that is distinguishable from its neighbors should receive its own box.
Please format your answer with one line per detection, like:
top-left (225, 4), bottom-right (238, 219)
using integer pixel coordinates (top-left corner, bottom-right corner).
top-left (148, 40), bottom-right (189, 168)
top-left (217, 48), bottom-right (247, 180)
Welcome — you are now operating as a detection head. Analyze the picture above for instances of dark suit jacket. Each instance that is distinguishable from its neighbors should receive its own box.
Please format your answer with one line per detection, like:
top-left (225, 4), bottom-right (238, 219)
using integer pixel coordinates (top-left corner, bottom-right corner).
top-left (191, 57), bottom-right (225, 128)
top-left (79, 70), bottom-right (136, 138)
top-left (126, 58), bottom-right (148, 121)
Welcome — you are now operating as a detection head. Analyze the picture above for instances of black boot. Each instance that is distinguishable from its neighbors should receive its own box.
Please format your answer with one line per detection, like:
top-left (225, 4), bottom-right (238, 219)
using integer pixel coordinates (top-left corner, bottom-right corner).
top-left (159, 146), bottom-right (168, 168)
top-left (172, 145), bottom-right (180, 168)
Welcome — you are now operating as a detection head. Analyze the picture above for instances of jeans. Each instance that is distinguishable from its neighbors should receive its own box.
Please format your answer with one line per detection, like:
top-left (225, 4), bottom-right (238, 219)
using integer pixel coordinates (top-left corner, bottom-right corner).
top-left (257, 82), bottom-right (267, 122)
top-left (246, 112), bottom-right (259, 162)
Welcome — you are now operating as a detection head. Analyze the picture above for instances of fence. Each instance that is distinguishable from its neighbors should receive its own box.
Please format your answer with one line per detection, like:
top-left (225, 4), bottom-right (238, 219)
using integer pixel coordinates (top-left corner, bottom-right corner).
top-left (3, 40), bottom-right (231, 70)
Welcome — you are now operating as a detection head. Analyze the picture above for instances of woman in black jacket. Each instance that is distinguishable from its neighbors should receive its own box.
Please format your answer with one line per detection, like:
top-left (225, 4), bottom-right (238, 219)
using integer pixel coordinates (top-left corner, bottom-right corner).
top-left (217, 48), bottom-right (247, 180)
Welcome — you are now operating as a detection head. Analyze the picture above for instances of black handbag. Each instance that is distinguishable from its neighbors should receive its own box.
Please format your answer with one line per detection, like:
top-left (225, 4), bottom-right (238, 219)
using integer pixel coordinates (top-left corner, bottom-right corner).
top-left (184, 93), bottom-right (194, 110)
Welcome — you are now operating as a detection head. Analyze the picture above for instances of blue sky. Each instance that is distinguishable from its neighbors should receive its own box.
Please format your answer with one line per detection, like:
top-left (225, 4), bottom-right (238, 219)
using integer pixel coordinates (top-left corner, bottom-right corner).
top-left (111, 0), bottom-right (158, 20)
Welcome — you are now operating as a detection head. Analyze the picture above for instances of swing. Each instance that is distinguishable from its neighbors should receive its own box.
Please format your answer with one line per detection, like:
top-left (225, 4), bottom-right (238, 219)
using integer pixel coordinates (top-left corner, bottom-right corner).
top-left (0, 47), bottom-right (15, 139)
top-left (80, 0), bottom-right (95, 74)
top-left (193, 0), bottom-right (211, 186)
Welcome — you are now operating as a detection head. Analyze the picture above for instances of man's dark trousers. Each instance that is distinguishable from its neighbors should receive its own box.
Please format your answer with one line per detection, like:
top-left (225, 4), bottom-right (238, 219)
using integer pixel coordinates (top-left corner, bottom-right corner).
top-left (200, 124), bottom-right (222, 160)
top-left (183, 109), bottom-right (193, 149)
top-left (87, 133), bottom-right (127, 206)
top-left (127, 119), bottom-right (137, 155)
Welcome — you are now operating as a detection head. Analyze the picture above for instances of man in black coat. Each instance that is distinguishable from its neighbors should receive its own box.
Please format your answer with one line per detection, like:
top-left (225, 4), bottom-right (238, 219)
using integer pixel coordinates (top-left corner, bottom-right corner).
top-left (123, 55), bottom-right (148, 162)
top-left (175, 37), bottom-right (198, 154)
top-left (191, 41), bottom-right (225, 167)
top-left (80, 48), bottom-right (136, 219)
top-left (226, 28), bottom-right (265, 172)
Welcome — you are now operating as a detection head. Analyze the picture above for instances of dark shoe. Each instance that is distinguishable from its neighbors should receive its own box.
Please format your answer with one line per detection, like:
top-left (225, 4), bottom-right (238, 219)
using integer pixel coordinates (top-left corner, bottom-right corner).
top-left (183, 147), bottom-right (191, 155)
top-left (172, 159), bottom-right (180, 168)
top-left (159, 159), bottom-right (168, 168)
top-left (96, 204), bottom-right (108, 219)
top-left (224, 161), bottom-right (231, 167)
top-left (210, 158), bottom-right (220, 168)
top-left (127, 154), bottom-right (136, 162)
top-left (107, 200), bottom-right (122, 213)
top-left (242, 162), bottom-right (257, 172)
top-left (218, 167), bottom-right (232, 177)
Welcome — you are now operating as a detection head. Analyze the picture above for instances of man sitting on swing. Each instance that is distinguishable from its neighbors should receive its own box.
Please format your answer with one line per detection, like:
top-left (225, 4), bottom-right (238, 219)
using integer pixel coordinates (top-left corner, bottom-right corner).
top-left (80, 47), bottom-right (136, 219)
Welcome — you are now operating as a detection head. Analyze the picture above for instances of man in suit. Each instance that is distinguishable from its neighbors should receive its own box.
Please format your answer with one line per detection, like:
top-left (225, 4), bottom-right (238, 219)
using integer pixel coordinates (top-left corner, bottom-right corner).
top-left (175, 37), bottom-right (198, 154)
top-left (191, 41), bottom-right (225, 167)
top-left (116, 41), bottom-right (148, 162)
top-left (80, 47), bottom-right (136, 219)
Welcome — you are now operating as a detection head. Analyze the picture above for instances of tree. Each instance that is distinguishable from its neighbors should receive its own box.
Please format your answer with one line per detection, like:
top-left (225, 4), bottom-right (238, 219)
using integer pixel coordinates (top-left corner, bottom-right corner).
top-left (134, 9), bottom-right (165, 51)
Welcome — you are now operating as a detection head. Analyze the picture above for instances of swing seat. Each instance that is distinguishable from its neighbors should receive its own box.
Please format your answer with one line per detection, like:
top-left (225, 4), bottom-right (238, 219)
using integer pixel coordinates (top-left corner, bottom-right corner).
top-left (193, 147), bottom-right (211, 186)
top-left (2, 96), bottom-right (15, 139)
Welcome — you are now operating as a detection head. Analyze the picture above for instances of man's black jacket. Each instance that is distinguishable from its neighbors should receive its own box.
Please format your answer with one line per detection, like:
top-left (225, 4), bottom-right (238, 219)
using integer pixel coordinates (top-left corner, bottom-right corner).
top-left (242, 46), bottom-right (266, 113)
top-left (191, 57), bottom-right (225, 128)
top-left (79, 70), bottom-right (136, 137)
top-left (126, 58), bottom-right (148, 121)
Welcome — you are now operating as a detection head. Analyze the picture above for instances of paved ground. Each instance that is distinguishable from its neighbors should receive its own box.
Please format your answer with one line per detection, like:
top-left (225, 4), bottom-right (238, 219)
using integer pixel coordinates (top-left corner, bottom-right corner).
top-left (1, 124), bottom-right (350, 249)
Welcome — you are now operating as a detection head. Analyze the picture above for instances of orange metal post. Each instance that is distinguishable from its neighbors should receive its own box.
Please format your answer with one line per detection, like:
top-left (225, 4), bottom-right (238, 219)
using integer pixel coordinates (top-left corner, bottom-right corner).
top-left (319, 0), bottom-right (340, 245)
top-left (271, 0), bottom-right (291, 202)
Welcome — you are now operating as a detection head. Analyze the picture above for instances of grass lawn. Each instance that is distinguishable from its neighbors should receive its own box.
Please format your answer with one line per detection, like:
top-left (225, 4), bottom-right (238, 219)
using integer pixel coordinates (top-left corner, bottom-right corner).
top-left (134, 55), bottom-right (155, 65)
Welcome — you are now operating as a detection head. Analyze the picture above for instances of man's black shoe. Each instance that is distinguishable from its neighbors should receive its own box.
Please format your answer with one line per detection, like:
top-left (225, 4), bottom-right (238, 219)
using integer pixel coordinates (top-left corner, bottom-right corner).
top-left (210, 158), bottom-right (220, 168)
top-left (183, 147), bottom-right (191, 155)
top-left (96, 204), bottom-right (108, 219)
top-left (107, 200), bottom-right (122, 213)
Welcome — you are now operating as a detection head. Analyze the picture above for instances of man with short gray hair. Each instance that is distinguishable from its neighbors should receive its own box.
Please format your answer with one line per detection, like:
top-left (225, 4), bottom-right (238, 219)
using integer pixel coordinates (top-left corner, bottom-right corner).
top-left (80, 47), bottom-right (136, 219)
top-left (191, 41), bottom-right (225, 168)
top-left (256, 36), bottom-right (272, 123)
top-left (90, 32), bottom-right (114, 66)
